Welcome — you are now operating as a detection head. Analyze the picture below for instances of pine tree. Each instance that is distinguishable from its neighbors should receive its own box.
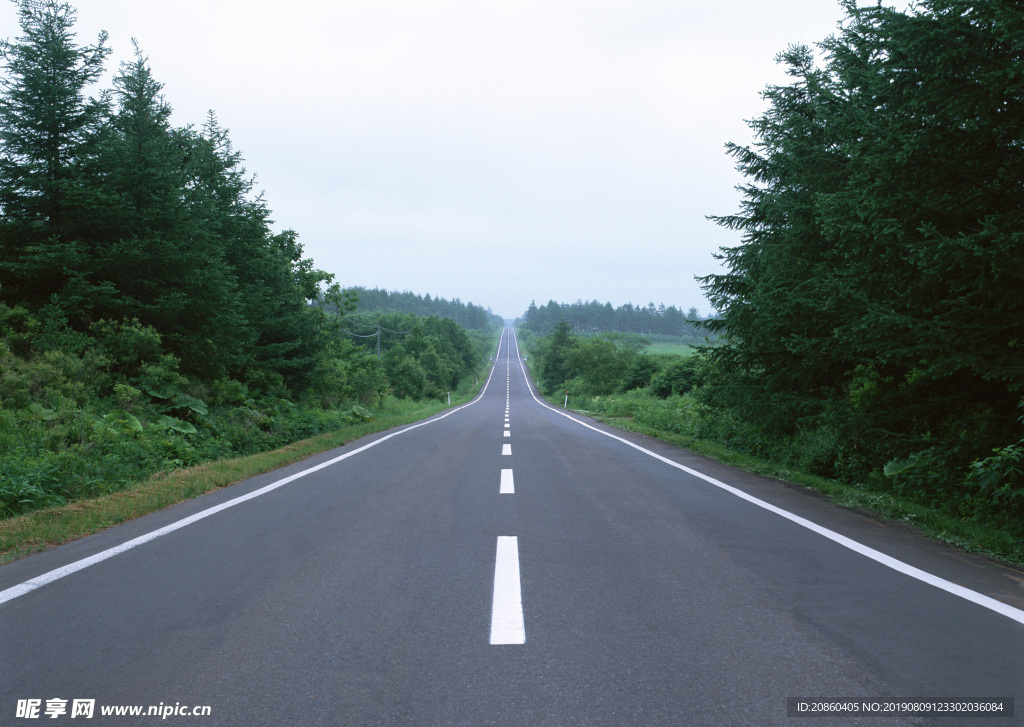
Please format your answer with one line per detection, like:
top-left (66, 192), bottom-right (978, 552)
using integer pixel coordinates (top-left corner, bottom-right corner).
top-left (98, 48), bottom-right (250, 378)
top-left (701, 0), bottom-right (1024, 491)
top-left (0, 0), bottom-right (111, 312)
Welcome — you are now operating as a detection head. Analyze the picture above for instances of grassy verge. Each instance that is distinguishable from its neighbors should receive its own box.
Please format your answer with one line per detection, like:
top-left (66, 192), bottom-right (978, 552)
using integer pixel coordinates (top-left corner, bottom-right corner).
top-left (0, 379), bottom-right (488, 565)
top-left (540, 389), bottom-right (1024, 567)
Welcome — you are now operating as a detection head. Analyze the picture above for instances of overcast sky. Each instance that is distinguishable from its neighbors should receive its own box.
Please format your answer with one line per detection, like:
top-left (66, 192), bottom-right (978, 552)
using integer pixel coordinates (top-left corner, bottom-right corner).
top-left (3, 1), bottom-right (905, 319)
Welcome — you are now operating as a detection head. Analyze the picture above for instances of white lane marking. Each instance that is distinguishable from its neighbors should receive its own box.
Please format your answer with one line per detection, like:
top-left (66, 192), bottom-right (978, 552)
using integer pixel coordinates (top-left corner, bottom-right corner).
top-left (500, 469), bottom-right (514, 494)
top-left (502, 444), bottom-right (512, 456)
top-left (0, 331), bottom-right (514, 608)
top-left (504, 422), bottom-right (510, 428)
top-left (508, 329), bottom-right (1024, 626)
top-left (503, 430), bottom-right (511, 438)
top-left (490, 536), bottom-right (525, 644)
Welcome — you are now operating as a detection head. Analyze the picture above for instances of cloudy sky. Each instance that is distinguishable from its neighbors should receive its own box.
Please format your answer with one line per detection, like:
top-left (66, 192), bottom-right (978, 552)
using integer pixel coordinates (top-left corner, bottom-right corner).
top-left (3, 1), bottom-right (898, 319)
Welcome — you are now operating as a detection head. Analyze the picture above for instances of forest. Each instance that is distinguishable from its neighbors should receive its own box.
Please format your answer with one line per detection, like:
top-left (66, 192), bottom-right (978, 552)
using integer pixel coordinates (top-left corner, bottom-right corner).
top-left (0, 1), bottom-right (494, 520)
top-left (349, 287), bottom-right (503, 331)
top-left (519, 298), bottom-right (713, 342)
top-left (526, 0), bottom-right (1024, 552)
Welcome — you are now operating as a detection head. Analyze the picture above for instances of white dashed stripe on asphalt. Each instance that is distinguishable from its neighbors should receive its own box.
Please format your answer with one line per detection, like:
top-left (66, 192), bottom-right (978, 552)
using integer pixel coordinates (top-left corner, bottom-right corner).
top-left (490, 536), bottom-right (525, 644)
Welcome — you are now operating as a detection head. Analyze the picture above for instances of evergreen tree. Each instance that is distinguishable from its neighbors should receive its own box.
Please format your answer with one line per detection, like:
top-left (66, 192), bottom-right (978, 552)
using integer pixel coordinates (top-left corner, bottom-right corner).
top-left (96, 46), bottom-right (249, 378)
top-left (700, 0), bottom-right (1024, 493)
top-left (0, 0), bottom-right (111, 313)
top-left (701, 42), bottom-right (853, 435)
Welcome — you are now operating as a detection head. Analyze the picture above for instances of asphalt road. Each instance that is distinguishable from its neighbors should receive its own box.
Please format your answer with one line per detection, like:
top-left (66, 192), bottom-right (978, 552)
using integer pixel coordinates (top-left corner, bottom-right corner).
top-left (1, 327), bottom-right (1022, 726)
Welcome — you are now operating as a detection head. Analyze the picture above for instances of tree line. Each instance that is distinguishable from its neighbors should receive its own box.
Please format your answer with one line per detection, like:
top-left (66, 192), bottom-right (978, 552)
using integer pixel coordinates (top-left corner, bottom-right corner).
top-left (341, 312), bottom-right (491, 401)
top-left (348, 287), bottom-right (503, 331)
top-left (0, 1), bottom-right (343, 391)
top-left (519, 299), bottom-right (714, 341)
top-left (0, 1), bottom-right (496, 519)
top-left (699, 0), bottom-right (1023, 526)
top-left (527, 320), bottom-right (699, 401)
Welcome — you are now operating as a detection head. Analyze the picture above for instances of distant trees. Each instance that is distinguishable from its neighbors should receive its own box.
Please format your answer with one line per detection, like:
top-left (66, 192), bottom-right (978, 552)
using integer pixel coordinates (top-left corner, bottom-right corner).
top-left (700, 0), bottom-right (1024, 518)
top-left (520, 299), bottom-right (711, 340)
top-left (336, 312), bottom-right (488, 400)
top-left (529, 321), bottom-right (669, 398)
top-left (349, 287), bottom-right (503, 331)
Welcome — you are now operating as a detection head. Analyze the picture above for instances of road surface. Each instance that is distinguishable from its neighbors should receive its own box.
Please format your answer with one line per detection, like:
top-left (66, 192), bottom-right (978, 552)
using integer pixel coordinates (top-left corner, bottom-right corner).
top-left (1, 327), bottom-right (1022, 725)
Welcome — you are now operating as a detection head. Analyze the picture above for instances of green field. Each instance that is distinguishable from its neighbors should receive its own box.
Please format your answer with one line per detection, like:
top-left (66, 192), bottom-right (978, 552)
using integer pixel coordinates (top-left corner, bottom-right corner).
top-left (645, 342), bottom-right (694, 357)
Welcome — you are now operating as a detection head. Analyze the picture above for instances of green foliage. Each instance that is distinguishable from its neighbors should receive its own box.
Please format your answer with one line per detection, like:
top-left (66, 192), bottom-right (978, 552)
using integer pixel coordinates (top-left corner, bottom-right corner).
top-left (305, 338), bottom-right (386, 408)
top-left (397, 316), bottom-right (483, 397)
top-left (386, 355), bottom-right (430, 400)
top-left (563, 335), bottom-right (636, 396)
top-left (618, 355), bottom-right (659, 392)
top-left (340, 311), bottom-right (492, 401)
top-left (649, 358), bottom-right (704, 398)
top-left (0, 303), bottom-right (492, 519)
top-left (697, 0), bottom-right (1024, 526)
top-left (0, 3), bottom-right (500, 522)
top-left (644, 341), bottom-right (694, 356)
top-left (526, 321), bottom-right (702, 400)
top-left (0, 0), bottom-right (112, 309)
top-left (520, 298), bottom-right (714, 342)
top-left (531, 320), bottom-right (577, 394)
top-left (0, 2), bottom-right (340, 391)
top-left (347, 287), bottom-right (503, 331)
top-left (968, 443), bottom-right (1024, 524)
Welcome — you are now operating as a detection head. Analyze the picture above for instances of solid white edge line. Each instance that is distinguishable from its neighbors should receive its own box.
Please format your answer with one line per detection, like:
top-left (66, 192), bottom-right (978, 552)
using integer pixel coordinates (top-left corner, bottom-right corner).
top-left (0, 329), bottom-right (513, 608)
top-left (500, 469), bottom-right (515, 494)
top-left (490, 535), bottom-right (525, 644)
top-left (508, 328), bottom-right (1024, 626)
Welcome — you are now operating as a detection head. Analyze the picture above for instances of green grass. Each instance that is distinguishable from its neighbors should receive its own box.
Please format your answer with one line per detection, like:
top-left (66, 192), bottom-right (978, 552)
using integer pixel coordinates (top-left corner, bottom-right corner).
top-left (0, 375), bottom-right (490, 564)
top-left (645, 342), bottom-right (694, 356)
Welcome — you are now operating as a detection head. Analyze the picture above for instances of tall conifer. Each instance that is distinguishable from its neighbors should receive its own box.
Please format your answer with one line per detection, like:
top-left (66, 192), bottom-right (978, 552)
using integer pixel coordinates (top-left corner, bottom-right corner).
top-left (0, 0), bottom-right (111, 311)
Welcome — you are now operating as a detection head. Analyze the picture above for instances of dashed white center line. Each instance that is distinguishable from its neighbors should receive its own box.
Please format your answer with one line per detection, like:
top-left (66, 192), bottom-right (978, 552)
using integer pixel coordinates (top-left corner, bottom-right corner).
top-left (502, 443), bottom-right (511, 456)
top-left (490, 536), bottom-right (525, 644)
top-left (500, 468), bottom-right (514, 494)
top-left (503, 430), bottom-right (510, 437)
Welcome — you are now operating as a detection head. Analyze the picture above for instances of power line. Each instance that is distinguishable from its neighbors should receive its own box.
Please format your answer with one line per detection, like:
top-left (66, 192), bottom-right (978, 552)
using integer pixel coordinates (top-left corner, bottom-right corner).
top-left (339, 323), bottom-right (414, 357)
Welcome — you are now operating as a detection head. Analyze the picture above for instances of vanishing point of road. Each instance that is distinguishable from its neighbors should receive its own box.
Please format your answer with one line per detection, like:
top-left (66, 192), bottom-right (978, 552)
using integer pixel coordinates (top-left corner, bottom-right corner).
top-left (2, 327), bottom-right (1021, 725)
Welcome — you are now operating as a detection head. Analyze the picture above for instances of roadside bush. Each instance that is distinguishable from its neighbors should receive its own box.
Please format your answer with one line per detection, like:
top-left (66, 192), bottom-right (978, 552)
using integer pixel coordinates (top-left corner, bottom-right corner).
top-left (385, 354), bottom-right (429, 400)
top-left (649, 358), bottom-right (703, 398)
top-left (966, 441), bottom-right (1024, 528)
top-left (89, 319), bottom-right (164, 379)
top-left (0, 302), bottom-right (493, 520)
top-left (618, 355), bottom-right (658, 392)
